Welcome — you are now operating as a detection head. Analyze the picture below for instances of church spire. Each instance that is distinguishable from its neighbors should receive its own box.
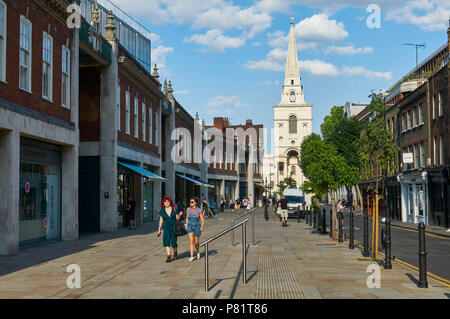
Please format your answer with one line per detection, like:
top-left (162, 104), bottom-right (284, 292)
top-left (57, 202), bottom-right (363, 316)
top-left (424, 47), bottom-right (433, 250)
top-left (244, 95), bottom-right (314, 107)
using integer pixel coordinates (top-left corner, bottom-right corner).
top-left (284, 17), bottom-right (301, 90)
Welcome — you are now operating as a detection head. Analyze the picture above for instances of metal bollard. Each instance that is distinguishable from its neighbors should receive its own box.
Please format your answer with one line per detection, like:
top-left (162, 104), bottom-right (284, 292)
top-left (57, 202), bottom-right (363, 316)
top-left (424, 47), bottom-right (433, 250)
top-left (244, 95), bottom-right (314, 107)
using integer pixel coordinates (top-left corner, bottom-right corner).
top-left (384, 217), bottom-right (392, 269)
top-left (349, 208), bottom-right (354, 249)
top-left (363, 213), bottom-right (369, 257)
top-left (418, 222), bottom-right (428, 288)
top-left (297, 206), bottom-right (300, 223)
top-left (309, 207), bottom-right (312, 226)
top-left (338, 211), bottom-right (343, 243)
top-left (329, 209), bottom-right (333, 238)
top-left (264, 202), bottom-right (268, 221)
top-left (313, 210), bottom-right (317, 228)
top-left (322, 208), bottom-right (327, 234)
top-left (242, 222), bottom-right (247, 285)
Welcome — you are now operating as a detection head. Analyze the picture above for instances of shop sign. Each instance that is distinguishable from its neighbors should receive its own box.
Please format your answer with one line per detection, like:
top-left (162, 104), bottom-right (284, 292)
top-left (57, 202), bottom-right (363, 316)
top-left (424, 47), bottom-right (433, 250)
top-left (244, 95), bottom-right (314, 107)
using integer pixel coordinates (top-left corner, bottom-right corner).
top-left (403, 153), bottom-right (413, 164)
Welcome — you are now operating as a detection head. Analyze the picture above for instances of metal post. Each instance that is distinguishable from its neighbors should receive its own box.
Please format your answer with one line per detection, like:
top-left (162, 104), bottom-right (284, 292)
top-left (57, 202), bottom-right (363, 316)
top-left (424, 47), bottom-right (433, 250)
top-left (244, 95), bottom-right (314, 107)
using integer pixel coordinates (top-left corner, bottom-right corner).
top-left (418, 222), bottom-right (428, 288)
top-left (252, 209), bottom-right (255, 245)
top-left (329, 209), bottom-right (333, 238)
top-left (297, 206), bottom-right (300, 223)
top-left (349, 207), bottom-right (354, 249)
top-left (309, 207), bottom-right (312, 226)
top-left (205, 242), bottom-right (209, 292)
top-left (384, 217), bottom-right (392, 269)
top-left (322, 208), bottom-right (327, 234)
top-left (313, 209), bottom-right (317, 228)
top-left (242, 222), bottom-right (247, 285)
top-left (363, 212), bottom-right (369, 257)
top-left (338, 211), bottom-right (343, 243)
top-left (264, 201), bottom-right (268, 221)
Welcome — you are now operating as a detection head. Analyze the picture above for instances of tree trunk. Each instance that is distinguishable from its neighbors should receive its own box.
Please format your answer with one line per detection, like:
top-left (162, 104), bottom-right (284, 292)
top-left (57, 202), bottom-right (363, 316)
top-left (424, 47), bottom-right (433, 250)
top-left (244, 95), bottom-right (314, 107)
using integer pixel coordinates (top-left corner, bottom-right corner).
top-left (371, 193), bottom-right (376, 259)
top-left (331, 192), bottom-right (336, 240)
top-left (374, 192), bottom-right (379, 260)
top-left (356, 184), bottom-right (363, 208)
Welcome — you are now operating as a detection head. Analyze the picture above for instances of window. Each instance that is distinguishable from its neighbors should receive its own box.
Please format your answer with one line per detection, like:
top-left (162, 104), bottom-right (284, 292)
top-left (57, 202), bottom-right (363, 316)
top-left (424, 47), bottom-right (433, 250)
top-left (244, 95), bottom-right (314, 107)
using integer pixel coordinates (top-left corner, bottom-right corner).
top-left (408, 145), bottom-right (413, 170)
top-left (434, 136), bottom-right (438, 165)
top-left (402, 113), bottom-right (407, 132)
top-left (291, 80), bottom-right (294, 85)
top-left (155, 112), bottom-right (159, 147)
top-left (420, 142), bottom-right (425, 168)
top-left (414, 144), bottom-right (419, 169)
top-left (291, 166), bottom-right (296, 175)
top-left (408, 110), bottom-right (413, 129)
top-left (0, 1), bottom-right (6, 82)
top-left (432, 95), bottom-right (437, 119)
top-left (289, 115), bottom-right (297, 134)
top-left (438, 92), bottom-right (443, 117)
top-left (125, 90), bottom-right (130, 135)
top-left (61, 46), bottom-right (70, 108)
top-left (148, 109), bottom-right (152, 144)
top-left (414, 107), bottom-right (419, 127)
top-left (440, 136), bottom-right (444, 165)
top-left (42, 33), bottom-right (53, 100)
top-left (19, 16), bottom-right (32, 92)
top-left (408, 185), bottom-right (414, 215)
top-left (134, 96), bottom-right (138, 138)
top-left (116, 85), bottom-right (120, 130)
top-left (142, 103), bottom-right (146, 141)
top-left (419, 103), bottom-right (424, 124)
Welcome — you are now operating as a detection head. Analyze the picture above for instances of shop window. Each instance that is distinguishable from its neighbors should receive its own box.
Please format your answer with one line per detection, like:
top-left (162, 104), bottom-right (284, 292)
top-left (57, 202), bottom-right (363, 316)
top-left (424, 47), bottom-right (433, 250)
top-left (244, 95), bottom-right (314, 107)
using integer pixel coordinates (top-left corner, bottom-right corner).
top-left (142, 103), bottom-right (146, 141)
top-left (134, 97), bottom-right (139, 138)
top-left (125, 90), bottom-right (130, 134)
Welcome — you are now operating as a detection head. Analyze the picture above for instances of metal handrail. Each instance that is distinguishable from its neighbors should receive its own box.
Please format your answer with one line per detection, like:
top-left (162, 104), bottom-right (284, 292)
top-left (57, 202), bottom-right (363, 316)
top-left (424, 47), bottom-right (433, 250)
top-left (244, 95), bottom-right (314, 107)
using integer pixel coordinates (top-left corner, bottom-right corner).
top-left (231, 208), bottom-right (256, 246)
top-left (200, 218), bottom-right (248, 292)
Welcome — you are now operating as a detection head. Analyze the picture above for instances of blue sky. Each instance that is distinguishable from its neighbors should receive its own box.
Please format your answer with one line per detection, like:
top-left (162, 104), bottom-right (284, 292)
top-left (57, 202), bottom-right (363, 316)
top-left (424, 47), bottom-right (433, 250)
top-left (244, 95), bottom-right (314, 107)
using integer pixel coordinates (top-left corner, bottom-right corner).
top-left (113, 0), bottom-right (449, 147)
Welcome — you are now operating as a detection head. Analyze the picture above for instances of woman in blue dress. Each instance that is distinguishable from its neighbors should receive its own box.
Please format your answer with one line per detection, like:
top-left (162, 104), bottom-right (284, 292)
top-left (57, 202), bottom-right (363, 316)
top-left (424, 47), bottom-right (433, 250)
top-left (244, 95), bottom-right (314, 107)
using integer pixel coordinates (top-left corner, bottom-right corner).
top-left (185, 197), bottom-right (205, 262)
top-left (157, 196), bottom-right (181, 263)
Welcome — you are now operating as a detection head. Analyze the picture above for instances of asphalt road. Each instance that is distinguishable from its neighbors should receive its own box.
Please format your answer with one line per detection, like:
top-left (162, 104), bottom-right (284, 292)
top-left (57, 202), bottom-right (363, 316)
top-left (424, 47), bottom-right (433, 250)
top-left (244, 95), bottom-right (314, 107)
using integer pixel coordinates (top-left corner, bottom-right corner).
top-left (293, 205), bottom-right (450, 283)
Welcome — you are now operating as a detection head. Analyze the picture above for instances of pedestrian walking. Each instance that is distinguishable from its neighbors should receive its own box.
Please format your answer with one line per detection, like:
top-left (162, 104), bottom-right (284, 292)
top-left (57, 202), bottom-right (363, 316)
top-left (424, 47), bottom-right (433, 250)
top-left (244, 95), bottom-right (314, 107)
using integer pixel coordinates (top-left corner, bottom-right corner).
top-left (337, 200), bottom-right (346, 224)
top-left (185, 197), bottom-right (205, 261)
top-left (220, 197), bottom-right (225, 212)
top-left (246, 201), bottom-right (252, 212)
top-left (127, 196), bottom-right (137, 230)
top-left (279, 195), bottom-right (288, 227)
top-left (202, 198), bottom-right (215, 218)
top-left (157, 196), bottom-right (181, 263)
top-left (242, 197), bottom-right (248, 213)
top-left (235, 199), bottom-right (241, 212)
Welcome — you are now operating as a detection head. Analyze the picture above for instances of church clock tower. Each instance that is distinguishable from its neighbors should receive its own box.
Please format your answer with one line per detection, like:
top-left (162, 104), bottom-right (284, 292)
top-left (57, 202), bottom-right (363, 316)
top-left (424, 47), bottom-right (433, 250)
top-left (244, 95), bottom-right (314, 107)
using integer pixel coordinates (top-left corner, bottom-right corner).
top-left (273, 18), bottom-right (312, 193)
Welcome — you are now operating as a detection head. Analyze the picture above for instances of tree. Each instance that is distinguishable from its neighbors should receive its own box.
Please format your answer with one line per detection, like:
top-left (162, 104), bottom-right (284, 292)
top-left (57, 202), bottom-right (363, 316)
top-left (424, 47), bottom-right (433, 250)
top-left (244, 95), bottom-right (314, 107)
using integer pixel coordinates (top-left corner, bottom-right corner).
top-left (300, 133), bottom-right (360, 239)
top-left (277, 177), bottom-right (296, 195)
top-left (359, 94), bottom-right (399, 260)
top-left (321, 106), bottom-right (363, 205)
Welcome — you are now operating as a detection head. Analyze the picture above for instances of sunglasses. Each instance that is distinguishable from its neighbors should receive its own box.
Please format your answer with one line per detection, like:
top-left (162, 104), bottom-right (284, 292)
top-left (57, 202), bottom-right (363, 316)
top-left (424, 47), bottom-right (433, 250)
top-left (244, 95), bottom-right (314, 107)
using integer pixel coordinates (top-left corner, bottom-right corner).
top-left (190, 201), bottom-right (195, 203)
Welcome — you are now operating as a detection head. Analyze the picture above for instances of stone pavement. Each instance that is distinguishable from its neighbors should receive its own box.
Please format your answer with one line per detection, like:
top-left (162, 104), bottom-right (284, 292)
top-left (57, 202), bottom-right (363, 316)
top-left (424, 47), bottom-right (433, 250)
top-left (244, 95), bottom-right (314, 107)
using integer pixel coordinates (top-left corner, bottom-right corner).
top-left (0, 208), bottom-right (449, 299)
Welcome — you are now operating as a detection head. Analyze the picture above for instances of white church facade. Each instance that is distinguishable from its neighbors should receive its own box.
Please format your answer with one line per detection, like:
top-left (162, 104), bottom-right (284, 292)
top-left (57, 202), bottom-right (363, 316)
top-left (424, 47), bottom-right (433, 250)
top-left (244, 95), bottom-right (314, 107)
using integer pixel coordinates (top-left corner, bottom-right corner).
top-left (263, 18), bottom-right (312, 202)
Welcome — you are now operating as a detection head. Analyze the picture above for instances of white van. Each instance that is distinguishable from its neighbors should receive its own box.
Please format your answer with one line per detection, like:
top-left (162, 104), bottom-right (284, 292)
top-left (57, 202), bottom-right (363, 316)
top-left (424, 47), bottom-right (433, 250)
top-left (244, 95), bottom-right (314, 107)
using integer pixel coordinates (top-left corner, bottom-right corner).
top-left (282, 188), bottom-right (304, 216)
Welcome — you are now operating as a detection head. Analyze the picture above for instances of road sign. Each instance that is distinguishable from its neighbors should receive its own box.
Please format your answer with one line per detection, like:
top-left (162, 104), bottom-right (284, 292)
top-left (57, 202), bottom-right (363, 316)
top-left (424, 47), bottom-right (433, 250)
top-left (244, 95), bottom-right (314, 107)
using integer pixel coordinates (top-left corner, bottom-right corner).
top-left (403, 153), bottom-right (413, 164)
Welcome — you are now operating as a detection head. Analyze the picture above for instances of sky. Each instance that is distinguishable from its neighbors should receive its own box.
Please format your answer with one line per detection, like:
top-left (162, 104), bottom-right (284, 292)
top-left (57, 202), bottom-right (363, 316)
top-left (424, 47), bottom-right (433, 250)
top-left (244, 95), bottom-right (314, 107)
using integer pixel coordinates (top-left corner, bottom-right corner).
top-left (112, 0), bottom-right (449, 151)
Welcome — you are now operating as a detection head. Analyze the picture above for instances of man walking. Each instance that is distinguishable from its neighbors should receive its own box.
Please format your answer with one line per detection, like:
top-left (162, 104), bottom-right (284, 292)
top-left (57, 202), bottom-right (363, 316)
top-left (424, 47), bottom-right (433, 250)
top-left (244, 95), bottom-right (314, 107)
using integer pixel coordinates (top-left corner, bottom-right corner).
top-left (279, 195), bottom-right (289, 227)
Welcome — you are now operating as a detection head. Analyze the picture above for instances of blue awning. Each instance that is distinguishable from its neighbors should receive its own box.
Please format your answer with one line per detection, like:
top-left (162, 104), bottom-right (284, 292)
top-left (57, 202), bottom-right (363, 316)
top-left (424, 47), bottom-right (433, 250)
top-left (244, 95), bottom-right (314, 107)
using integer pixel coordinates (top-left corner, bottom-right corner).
top-left (118, 162), bottom-right (167, 182)
top-left (176, 174), bottom-right (215, 188)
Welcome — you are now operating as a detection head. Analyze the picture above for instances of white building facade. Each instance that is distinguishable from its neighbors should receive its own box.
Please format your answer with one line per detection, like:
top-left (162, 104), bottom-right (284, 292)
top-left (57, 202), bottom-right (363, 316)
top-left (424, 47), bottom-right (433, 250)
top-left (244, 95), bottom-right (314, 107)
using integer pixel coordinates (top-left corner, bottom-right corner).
top-left (264, 19), bottom-right (312, 202)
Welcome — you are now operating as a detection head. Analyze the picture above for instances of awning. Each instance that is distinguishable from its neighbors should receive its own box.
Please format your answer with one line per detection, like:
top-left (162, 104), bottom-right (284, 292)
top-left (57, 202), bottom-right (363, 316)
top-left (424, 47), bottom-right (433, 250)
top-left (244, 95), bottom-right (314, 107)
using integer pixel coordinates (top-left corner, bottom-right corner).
top-left (118, 162), bottom-right (167, 182)
top-left (255, 183), bottom-right (265, 188)
top-left (176, 174), bottom-right (215, 188)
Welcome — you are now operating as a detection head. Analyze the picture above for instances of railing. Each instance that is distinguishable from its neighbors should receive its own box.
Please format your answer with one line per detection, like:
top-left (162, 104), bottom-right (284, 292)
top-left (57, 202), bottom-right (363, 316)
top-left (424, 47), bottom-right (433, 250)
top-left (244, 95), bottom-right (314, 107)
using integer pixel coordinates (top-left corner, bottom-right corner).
top-left (200, 219), bottom-right (249, 292)
top-left (231, 208), bottom-right (256, 246)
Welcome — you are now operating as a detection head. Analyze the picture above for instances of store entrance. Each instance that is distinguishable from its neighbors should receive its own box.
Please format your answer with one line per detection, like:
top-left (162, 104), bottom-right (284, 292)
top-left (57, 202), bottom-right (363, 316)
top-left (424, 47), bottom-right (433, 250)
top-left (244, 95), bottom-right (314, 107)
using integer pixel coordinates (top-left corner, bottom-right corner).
top-left (117, 169), bottom-right (134, 228)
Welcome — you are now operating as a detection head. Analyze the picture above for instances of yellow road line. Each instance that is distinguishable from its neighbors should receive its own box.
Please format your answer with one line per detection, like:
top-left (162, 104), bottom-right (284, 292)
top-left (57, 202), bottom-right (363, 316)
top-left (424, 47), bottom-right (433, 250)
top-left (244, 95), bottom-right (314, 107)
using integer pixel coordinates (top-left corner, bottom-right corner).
top-left (353, 239), bottom-right (450, 288)
top-left (389, 225), bottom-right (448, 239)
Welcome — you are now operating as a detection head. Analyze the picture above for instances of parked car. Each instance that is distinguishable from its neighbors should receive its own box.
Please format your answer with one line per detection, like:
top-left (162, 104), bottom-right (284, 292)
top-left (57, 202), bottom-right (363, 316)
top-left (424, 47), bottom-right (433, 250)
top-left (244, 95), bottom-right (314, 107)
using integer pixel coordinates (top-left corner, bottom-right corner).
top-left (283, 188), bottom-right (304, 217)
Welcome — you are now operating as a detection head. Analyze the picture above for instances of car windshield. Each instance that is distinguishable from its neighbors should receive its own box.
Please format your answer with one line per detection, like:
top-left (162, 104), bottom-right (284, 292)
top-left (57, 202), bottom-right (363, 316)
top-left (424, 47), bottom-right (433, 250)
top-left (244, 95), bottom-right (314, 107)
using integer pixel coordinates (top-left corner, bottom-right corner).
top-left (285, 196), bottom-right (303, 203)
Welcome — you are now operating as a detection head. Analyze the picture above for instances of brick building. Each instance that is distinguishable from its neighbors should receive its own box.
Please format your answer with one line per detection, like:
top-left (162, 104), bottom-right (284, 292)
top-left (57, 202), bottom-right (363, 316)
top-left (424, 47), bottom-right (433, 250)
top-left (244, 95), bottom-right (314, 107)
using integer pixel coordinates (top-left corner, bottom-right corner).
top-left (0, 0), bottom-right (79, 255)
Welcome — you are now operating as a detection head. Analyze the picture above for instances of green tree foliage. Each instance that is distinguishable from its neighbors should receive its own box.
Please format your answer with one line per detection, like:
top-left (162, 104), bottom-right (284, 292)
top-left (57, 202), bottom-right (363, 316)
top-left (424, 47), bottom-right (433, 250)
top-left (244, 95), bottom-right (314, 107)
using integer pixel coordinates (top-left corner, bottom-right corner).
top-left (277, 177), bottom-right (296, 195)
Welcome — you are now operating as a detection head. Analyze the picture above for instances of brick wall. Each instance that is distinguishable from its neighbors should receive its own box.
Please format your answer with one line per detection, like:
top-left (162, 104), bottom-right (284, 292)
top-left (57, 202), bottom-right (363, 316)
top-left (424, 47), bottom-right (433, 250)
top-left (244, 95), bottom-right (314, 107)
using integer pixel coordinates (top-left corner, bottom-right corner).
top-left (0, 0), bottom-right (72, 123)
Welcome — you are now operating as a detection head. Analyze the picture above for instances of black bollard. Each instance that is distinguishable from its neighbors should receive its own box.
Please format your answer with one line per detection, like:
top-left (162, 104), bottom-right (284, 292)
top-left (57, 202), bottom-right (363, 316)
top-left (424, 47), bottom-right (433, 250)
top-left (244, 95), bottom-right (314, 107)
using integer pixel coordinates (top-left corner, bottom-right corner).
top-left (349, 207), bottom-right (354, 249)
top-left (297, 206), bottom-right (300, 223)
top-left (313, 210), bottom-right (317, 228)
top-left (309, 207), bottom-right (312, 226)
top-left (338, 211), bottom-right (343, 243)
top-left (264, 201), bottom-right (269, 221)
top-left (329, 209), bottom-right (333, 238)
top-left (322, 208), bottom-right (327, 234)
top-left (363, 212), bottom-right (369, 257)
top-left (384, 217), bottom-right (392, 269)
top-left (418, 222), bottom-right (428, 288)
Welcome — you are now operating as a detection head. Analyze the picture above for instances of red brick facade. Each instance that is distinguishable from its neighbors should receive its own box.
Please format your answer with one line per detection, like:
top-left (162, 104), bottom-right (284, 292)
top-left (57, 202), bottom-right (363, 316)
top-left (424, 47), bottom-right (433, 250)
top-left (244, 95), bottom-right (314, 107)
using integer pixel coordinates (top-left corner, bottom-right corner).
top-left (0, 0), bottom-right (72, 122)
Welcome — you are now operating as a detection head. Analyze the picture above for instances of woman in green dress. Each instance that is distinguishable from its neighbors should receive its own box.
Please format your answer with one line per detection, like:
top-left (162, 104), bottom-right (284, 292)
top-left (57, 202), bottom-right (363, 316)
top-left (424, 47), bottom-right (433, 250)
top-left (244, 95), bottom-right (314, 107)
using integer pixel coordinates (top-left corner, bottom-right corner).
top-left (157, 196), bottom-right (181, 262)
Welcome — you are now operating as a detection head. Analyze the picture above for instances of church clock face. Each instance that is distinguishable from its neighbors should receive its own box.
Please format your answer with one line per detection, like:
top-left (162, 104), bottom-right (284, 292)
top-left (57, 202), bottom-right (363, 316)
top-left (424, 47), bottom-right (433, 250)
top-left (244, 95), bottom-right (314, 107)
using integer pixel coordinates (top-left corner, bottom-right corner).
top-left (289, 91), bottom-right (296, 102)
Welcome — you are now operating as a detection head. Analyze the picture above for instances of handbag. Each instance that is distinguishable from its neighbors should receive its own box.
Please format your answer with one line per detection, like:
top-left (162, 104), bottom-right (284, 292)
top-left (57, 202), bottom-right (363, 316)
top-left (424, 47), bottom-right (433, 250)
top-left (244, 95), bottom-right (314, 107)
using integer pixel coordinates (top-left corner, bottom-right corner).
top-left (276, 207), bottom-right (281, 215)
top-left (174, 220), bottom-right (187, 237)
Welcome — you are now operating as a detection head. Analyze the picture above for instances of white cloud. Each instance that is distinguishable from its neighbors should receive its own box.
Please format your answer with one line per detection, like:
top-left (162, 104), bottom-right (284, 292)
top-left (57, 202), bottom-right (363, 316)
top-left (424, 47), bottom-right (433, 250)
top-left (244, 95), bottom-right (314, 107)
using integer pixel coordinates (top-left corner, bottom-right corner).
top-left (206, 95), bottom-right (247, 108)
top-left (174, 89), bottom-right (190, 95)
top-left (341, 66), bottom-right (393, 80)
top-left (244, 48), bottom-right (286, 71)
top-left (253, 42), bottom-right (263, 46)
top-left (324, 44), bottom-right (374, 55)
top-left (151, 45), bottom-right (174, 78)
top-left (184, 29), bottom-right (246, 52)
top-left (299, 60), bottom-right (340, 76)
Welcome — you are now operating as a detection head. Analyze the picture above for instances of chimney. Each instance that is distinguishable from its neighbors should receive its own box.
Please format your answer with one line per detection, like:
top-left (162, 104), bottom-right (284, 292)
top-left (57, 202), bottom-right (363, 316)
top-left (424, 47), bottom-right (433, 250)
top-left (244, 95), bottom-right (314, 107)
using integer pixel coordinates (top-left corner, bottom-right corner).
top-left (214, 117), bottom-right (224, 130)
top-left (223, 118), bottom-right (229, 127)
top-left (245, 119), bottom-right (253, 126)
